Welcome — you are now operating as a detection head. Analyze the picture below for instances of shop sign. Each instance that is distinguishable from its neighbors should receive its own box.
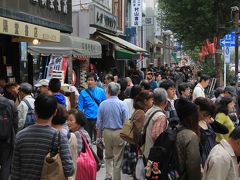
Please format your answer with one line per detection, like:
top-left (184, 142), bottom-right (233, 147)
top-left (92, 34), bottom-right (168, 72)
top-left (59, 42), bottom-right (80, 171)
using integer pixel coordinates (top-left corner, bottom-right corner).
top-left (0, 17), bottom-right (60, 42)
top-left (143, 17), bottom-right (154, 26)
top-left (30, 0), bottom-right (68, 14)
top-left (131, 0), bottom-right (142, 27)
top-left (89, 5), bottom-right (117, 33)
top-left (0, 0), bottom-right (72, 32)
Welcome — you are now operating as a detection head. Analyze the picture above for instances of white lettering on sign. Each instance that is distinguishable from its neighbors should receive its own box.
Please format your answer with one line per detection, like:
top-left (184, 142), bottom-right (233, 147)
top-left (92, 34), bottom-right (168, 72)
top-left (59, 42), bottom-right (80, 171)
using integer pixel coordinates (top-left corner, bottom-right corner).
top-left (31, 0), bottom-right (68, 14)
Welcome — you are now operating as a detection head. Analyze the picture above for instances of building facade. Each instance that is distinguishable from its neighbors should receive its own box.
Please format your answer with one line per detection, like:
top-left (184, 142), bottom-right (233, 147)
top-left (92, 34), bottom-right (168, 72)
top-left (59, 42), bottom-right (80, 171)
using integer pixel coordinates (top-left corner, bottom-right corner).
top-left (0, 0), bottom-right (72, 83)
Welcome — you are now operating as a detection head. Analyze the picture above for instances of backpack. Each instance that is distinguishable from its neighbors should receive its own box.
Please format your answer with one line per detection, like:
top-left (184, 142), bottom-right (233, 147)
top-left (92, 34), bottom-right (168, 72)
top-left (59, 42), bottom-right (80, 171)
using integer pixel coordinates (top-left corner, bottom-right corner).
top-left (138, 110), bottom-right (162, 147)
top-left (148, 127), bottom-right (183, 180)
top-left (0, 99), bottom-right (13, 142)
top-left (23, 99), bottom-right (36, 128)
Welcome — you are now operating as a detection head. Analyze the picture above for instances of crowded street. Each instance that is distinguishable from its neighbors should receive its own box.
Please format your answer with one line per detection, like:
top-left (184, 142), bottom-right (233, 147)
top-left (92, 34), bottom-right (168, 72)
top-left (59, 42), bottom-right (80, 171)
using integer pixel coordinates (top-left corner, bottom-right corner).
top-left (1, 0), bottom-right (240, 180)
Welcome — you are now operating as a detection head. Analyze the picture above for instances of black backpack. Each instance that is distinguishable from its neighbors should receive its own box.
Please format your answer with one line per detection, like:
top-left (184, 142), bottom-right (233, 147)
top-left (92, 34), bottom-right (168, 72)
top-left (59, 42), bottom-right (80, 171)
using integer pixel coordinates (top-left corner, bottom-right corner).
top-left (0, 98), bottom-right (13, 143)
top-left (148, 127), bottom-right (183, 180)
top-left (23, 99), bottom-right (36, 128)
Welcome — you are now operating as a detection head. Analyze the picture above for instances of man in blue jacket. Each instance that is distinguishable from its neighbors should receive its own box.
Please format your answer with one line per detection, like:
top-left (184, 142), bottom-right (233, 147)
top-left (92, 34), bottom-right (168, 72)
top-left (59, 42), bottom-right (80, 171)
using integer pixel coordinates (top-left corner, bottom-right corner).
top-left (78, 72), bottom-right (106, 163)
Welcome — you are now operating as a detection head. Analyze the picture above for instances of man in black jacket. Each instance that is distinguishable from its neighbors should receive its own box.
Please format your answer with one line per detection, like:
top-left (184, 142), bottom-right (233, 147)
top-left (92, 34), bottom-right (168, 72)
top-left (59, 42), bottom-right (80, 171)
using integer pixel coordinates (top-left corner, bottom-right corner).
top-left (0, 87), bottom-right (18, 180)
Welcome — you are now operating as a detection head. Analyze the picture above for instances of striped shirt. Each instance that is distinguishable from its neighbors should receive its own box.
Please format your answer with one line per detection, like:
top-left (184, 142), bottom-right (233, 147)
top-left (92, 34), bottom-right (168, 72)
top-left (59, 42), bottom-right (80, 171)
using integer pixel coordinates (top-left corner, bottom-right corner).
top-left (11, 124), bottom-right (74, 180)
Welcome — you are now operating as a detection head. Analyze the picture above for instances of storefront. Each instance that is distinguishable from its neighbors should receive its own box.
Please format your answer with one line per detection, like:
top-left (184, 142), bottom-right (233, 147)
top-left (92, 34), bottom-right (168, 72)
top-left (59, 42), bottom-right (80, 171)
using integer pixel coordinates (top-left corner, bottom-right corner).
top-left (0, 0), bottom-right (72, 83)
top-left (28, 33), bottom-right (102, 87)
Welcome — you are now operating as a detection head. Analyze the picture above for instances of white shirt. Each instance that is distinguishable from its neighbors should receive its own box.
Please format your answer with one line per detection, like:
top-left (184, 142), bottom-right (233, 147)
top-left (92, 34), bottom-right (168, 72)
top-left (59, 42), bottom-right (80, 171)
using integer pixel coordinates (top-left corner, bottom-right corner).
top-left (203, 140), bottom-right (240, 180)
top-left (192, 83), bottom-right (205, 101)
top-left (123, 98), bottom-right (135, 117)
top-left (17, 95), bottom-right (35, 130)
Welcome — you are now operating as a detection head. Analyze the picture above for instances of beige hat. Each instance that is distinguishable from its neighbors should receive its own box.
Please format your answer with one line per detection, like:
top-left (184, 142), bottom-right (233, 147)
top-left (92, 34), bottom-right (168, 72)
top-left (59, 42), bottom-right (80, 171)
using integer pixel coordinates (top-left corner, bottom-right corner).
top-left (61, 83), bottom-right (70, 92)
top-left (34, 79), bottom-right (49, 87)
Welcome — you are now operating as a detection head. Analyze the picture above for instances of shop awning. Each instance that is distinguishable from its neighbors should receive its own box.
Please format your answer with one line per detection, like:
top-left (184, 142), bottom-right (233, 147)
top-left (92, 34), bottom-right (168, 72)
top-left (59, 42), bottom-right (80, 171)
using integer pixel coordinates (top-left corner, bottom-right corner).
top-left (95, 32), bottom-right (147, 53)
top-left (115, 48), bottom-right (140, 60)
top-left (28, 33), bottom-right (102, 58)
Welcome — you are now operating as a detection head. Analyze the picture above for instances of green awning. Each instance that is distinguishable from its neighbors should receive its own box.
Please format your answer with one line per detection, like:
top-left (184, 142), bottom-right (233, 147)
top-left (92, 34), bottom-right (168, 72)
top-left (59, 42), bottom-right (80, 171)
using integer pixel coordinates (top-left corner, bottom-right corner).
top-left (96, 32), bottom-right (147, 52)
top-left (115, 49), bottom-right (140, 60)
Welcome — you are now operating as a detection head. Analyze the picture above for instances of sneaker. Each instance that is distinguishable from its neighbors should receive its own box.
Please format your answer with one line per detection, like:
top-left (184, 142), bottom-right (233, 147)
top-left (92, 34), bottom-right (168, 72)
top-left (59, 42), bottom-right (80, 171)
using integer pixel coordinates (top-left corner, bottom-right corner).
top-left (100, 159), bottom-right (105, 168)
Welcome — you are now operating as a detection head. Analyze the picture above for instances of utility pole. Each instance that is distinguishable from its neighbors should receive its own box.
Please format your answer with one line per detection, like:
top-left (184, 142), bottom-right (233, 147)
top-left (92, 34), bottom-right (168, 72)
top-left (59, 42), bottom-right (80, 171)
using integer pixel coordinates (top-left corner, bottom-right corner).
top-left (233, 6), bottom-right (239, 86)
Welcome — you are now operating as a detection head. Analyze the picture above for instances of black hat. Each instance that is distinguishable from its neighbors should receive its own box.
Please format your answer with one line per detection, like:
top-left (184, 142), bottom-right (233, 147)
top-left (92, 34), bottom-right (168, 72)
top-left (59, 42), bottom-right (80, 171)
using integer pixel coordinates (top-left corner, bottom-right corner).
top-left (175, 97), bottom-right (197, 120)
top-left (20, 83), bottom-right (32, 94)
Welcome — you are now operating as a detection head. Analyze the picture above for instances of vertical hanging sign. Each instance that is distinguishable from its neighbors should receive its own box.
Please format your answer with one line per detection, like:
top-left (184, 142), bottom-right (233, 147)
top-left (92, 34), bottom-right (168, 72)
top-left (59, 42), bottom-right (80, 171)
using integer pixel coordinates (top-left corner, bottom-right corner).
top-left (131, 0), bottom-right (142, 27)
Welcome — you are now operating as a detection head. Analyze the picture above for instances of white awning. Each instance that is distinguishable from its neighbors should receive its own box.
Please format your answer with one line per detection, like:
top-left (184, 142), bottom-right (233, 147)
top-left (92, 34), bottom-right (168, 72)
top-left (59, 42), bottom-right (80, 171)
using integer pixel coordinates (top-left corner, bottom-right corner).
top-left (28, 33), bottom-right (102, 58)
top-left (95, 32), bottom-right (147, 52)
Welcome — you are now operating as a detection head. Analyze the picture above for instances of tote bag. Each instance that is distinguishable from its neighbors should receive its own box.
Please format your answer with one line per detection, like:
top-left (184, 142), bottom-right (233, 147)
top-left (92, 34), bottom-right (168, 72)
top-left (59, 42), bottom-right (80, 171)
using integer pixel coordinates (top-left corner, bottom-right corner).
top-left (75, 131), bottom-right (97, 180)
top-left (120, 110), bottom-right (139, 144)
top-left (41, 131), bottom-right (67, 180)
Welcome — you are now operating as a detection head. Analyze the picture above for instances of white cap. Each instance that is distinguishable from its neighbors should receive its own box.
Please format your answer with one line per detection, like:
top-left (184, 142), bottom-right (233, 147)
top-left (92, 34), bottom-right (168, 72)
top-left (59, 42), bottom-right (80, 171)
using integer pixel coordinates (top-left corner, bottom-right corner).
top-left (61, 83), bottom-right (70, 92)
top-left (34, 79), bottom-right (49, 87)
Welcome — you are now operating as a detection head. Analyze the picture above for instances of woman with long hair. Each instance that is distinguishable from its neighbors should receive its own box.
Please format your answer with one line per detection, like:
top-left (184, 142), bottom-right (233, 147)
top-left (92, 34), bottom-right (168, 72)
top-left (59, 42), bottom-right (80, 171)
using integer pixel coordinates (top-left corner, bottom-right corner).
top-left (122, 90), bottom-right (153, 178)
top-left (175, 97), bottom-right (201, 180)
top-left (194, 97), bottom-right (228, 167)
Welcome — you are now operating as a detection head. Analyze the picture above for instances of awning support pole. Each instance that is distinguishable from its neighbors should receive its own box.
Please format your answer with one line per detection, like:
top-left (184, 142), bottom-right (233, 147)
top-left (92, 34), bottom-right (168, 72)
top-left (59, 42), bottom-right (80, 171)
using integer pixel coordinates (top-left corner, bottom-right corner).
top-left (68, 55), bottom-right (72, 84)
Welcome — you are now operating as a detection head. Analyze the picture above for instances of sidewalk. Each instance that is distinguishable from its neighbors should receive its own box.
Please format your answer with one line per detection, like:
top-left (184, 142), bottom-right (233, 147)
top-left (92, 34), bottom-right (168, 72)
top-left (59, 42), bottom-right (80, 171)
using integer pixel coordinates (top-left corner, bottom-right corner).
top-left (97, 166), bottom-right (133, 180)
top-left (93, 145), bottom-right (133, 180)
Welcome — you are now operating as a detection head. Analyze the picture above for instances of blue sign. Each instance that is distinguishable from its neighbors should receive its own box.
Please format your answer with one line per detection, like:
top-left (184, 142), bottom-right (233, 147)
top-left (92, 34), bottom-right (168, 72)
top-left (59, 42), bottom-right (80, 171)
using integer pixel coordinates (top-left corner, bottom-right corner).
top-left (220, 38), bottom-right (240, 47)
top-left (224, 46), bottom-right (230, 64)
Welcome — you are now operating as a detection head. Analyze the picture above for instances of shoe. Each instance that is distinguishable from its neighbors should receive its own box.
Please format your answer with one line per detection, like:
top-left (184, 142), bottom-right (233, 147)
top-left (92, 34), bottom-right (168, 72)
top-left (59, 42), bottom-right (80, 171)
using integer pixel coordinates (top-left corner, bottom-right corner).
top-left (100, 159), bottom-right (105, 168)
top-left (104, 178), bottom-right (112, 180)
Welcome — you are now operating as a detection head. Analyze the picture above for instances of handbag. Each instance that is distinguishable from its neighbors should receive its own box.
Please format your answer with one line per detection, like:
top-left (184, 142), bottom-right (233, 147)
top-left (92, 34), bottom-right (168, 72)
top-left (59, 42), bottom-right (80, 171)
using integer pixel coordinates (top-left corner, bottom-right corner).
top-left (75, 131), bottom-right (97, 180)
top-left (89, 146), bottom-right (101, 171)
top-left (41, 131), bottom-right (67, 180)
top-left (120, 110), bottom-right (139, 144)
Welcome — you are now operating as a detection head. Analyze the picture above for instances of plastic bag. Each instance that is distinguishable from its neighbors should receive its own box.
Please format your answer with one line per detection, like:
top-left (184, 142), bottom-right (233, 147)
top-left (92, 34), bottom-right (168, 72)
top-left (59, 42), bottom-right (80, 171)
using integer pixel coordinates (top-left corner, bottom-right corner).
top-left (135, 157), bottom-right (145, 180)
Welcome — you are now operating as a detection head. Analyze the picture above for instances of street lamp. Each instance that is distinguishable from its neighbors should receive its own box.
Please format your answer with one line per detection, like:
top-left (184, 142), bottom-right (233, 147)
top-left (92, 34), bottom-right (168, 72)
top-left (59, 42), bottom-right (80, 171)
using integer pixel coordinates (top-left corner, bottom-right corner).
top-left (162, 30), bottom-right (173, 67)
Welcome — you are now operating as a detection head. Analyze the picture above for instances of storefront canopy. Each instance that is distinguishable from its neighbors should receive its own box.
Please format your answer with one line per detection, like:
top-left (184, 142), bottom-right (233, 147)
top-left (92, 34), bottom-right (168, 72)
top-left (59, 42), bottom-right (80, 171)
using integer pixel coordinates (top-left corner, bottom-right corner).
top-left (115, 48), bottom-right (140, 60)
top-left (28, 33), bottom-right (102, 58)
top-left (95, 32), bottom-right (147, 53)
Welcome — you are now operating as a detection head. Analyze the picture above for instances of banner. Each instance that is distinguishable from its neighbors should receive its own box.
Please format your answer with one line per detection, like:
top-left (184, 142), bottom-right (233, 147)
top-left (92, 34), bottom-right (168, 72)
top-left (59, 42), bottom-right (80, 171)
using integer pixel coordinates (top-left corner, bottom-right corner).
top-left (131, 0), bottom-right (142, 27)
top-left (46, 56), bottom-right (68, 81)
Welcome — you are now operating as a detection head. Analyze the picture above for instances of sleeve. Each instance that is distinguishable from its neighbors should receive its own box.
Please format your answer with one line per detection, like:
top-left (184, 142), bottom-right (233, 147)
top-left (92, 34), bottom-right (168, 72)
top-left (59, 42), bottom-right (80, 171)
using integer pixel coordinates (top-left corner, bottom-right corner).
top-left (9, 100), bottom-right (18, 134)
top-left (17, 102), bottom-right (28, 130)
top-left (96, 104), bottom-right (103, 130)
top-left (77, 92), bottom-right (84, 111)
top-left (10, 137), bottom-right (20, 180)
top-left (151, 115), bottom-right (167, 142)
top-left (60, 133), bottom-right (75, 177)
top-left (210, 120), bottom-right (229, 134)
top-left (133, 110), bottom-right (145, 142)
top-left (101, 90), bottom-right (107, 102)
top-left (203, 155), bottom-right (230, 180)
top-left (122, 103), bottom-right (129, 124)
top-left (185, 134), bottom-right (201, 180)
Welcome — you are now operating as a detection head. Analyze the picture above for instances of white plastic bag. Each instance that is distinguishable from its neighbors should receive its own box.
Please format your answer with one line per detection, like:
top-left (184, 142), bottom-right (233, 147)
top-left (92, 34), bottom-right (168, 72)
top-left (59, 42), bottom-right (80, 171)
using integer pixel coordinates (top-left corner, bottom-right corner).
top-left (135, 157), bottom-right (145, 180)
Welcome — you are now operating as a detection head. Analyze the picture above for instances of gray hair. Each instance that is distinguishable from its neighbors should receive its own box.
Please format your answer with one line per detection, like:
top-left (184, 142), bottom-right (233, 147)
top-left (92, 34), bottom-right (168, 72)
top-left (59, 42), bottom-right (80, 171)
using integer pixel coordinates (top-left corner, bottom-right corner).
top-left (153, 88), bottom-right (168, 105)
top-left (108, 82), bottom-right (121, 96)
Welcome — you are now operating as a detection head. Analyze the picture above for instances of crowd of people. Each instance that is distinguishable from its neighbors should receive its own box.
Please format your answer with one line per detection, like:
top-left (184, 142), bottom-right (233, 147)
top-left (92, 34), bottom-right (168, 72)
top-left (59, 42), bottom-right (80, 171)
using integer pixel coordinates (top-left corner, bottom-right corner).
top-left (1, 64), bottom-right (240, 180)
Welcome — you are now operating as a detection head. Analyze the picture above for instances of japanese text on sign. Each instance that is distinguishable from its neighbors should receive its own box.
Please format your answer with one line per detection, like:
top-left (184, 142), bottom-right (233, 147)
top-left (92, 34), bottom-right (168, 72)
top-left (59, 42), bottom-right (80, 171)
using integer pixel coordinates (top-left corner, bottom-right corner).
top-left (131, 0), bottom-right (142, 27)
top-left (31, 0), bottom-right (68, 14)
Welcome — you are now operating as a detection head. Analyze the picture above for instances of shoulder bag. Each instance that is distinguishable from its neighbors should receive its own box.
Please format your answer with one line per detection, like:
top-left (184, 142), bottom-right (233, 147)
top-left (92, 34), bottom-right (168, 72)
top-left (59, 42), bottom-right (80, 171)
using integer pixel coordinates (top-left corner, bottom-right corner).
top-left (41, 131), bottom-right (67, 180)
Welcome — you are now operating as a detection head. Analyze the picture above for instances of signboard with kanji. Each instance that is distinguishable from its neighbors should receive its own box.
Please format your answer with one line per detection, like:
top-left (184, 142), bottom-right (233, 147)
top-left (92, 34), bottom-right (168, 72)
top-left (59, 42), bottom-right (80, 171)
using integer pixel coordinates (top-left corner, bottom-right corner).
top-left (131, 0), bottom-right (142, 27)
top-left (0, 0), bottom-right (72, 33)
